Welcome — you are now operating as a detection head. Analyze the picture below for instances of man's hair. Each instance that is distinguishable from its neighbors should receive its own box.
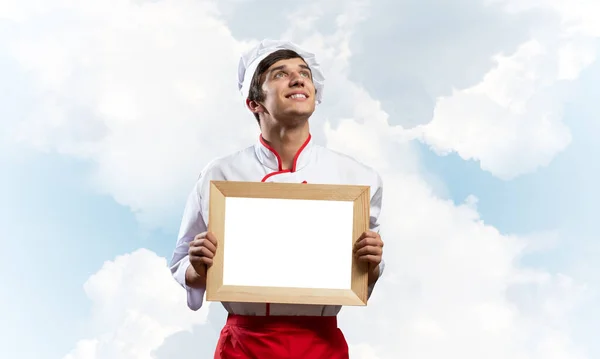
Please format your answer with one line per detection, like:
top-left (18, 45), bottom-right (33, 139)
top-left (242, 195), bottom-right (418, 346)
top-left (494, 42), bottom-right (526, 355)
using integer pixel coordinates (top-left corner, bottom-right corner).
top-left (247, 49), bottom-right (312, 123)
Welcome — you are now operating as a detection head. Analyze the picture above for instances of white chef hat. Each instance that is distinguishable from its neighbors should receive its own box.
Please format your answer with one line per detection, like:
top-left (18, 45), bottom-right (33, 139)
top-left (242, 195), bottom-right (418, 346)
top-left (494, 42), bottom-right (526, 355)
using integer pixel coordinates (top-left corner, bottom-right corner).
top-left (237, 39), bottom-right (325, 105)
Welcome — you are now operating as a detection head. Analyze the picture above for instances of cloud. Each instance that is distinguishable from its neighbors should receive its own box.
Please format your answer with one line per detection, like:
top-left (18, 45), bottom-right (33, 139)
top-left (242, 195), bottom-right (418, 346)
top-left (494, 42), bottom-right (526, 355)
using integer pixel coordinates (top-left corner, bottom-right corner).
top-left (323, 118), bottom-right (589, 359)
top-left (407, 0), bottom-right (599, 179)
top-left (152, 3), bottom-right (589, 356)
top-left (152, 301), bottom-right (228, 359)
top-left (63, 249), bottom-right (209, 359)
top-left (64, 117), bottom-right (590, 359)
top-left (3, 0), bottom-right (594, 358)
top-left (2, 0), bottom-right (259, 230)
top-left (345, 0), bottom-right (536, 129)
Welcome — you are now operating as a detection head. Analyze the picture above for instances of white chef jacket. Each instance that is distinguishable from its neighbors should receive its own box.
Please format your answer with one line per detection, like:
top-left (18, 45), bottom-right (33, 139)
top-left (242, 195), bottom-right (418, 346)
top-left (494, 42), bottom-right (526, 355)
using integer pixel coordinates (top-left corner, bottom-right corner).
top-left (170, 134), bottom-right (385, 316)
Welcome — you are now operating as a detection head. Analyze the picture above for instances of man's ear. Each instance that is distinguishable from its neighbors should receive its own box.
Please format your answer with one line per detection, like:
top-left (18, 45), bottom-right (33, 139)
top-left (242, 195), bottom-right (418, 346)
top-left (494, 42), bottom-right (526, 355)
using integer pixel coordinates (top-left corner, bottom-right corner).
top-left (246, 98), bottom-right (263, 114)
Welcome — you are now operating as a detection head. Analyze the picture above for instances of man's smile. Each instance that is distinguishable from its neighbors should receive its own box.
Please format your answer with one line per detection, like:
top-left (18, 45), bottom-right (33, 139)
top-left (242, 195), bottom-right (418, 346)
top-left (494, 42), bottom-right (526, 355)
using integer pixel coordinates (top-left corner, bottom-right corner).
top-left (286, 91), bottom-right (309, 100)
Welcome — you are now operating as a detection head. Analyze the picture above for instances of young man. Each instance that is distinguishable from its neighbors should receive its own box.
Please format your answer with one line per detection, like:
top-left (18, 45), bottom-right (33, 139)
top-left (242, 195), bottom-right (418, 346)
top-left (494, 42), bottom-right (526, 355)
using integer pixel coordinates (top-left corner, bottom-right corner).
top-left (169, 39), bottom-right (385, 359)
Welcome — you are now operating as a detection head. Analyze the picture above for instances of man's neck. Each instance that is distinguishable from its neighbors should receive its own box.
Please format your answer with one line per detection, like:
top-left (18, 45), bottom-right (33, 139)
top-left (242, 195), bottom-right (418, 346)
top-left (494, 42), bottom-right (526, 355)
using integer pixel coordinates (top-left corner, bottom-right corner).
top-left (261, 123), bottom-right (310, 170)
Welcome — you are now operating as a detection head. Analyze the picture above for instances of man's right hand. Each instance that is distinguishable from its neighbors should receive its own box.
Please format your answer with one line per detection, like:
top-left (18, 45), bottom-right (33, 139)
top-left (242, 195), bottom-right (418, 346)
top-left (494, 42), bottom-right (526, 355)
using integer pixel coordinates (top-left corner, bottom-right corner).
top-left (188, 231), bottom-right (218, 278)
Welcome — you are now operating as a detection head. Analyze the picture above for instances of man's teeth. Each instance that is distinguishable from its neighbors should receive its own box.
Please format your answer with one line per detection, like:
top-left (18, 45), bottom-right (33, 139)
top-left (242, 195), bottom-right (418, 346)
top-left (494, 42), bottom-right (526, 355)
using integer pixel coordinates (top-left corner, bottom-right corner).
top-left (290, 94), bottom-right (306, 99)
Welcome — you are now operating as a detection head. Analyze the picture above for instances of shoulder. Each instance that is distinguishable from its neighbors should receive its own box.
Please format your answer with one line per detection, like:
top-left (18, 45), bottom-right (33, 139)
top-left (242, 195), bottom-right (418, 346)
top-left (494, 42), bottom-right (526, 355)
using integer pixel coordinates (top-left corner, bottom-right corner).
top-left (197, 145), bottom-right (256, 180)
top-left (314, 144), bottom-right (383, 189)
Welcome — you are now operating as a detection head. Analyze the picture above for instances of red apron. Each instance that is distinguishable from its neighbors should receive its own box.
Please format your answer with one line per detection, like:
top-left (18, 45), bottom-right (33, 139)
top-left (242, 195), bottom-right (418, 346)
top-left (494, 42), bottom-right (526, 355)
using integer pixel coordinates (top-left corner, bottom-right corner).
top-left (214, 314), bottom-right (349, 359)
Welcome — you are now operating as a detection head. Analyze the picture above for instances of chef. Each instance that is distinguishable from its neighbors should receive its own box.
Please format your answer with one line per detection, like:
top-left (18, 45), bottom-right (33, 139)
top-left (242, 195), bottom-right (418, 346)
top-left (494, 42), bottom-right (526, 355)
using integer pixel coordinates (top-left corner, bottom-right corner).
top-left (169, 39), bottom-right (385, 359)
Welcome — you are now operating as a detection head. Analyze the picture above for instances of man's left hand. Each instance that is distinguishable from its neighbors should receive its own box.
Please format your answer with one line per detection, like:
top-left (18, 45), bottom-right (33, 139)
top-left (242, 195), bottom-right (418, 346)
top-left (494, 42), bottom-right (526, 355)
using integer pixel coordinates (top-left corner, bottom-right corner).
top-left (353, 230), bottom-right (384, 269)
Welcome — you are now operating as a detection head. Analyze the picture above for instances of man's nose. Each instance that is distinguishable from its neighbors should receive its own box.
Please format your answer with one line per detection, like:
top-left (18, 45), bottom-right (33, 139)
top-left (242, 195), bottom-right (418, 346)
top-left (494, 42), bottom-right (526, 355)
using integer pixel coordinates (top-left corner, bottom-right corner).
top-left (290, 72), bottom-right (305, 87)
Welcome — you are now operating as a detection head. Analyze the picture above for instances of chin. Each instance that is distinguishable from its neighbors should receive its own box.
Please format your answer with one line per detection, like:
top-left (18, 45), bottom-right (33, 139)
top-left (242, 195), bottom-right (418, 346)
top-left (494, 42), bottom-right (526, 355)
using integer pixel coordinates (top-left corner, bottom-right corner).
top-left (286, 109), bottom-right (314, 119)
top-left (289, 104), bottom-right (316, 116)
top-left (277, 110), bottom-right (314, 126)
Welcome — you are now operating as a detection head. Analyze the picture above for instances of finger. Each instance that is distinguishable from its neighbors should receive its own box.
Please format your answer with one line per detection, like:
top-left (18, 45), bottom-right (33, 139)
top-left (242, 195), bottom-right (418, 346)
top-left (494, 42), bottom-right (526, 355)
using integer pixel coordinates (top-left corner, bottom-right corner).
top-left (360, 230), bottom-right (378, 239)
top-left (354, 237), bottom-right (383, 251)
top-left (189, 246), bottom-right (210, 258)
top-left (357, 254), bottom-right (380, 264)
top-left (189, 240), bottom-right (202, 248)
top-left (353, 238), bottom-right (366, 252)
top-left (205, 232), bottom-right (218, 247)
top-left (189, 246), bottom-right (215, 258)
top-left (355, 245), bottom-right (382, 257)
top-left (189, 237), bottom-right (205, 247)
top-left (188, 245), bottom-right (198, 257)
top-left (189, 238), bottom-right (217, 254)
top-left (201, 238), bottom-right (217, 254)
top-left (194, 232), bottom-right (207, 241)
top-left (356, 231), bottom-right (375, 242)
top-left (355, 245), bottom-right (382, 256)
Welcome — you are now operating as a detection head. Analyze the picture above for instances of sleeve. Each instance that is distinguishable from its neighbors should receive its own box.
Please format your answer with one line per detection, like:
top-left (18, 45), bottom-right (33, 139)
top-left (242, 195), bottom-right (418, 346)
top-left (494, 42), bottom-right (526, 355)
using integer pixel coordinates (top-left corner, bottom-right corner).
top-left (169, 178), bottom-right (208, 311)
top-left (367, 172), bottom-right (385, 299)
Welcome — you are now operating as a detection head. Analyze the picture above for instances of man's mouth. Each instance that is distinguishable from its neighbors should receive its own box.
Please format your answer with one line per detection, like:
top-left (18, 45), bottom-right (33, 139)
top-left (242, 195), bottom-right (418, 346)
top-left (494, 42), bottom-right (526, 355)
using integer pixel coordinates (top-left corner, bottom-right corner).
top-left (287, 93), bottom-right (308, 99)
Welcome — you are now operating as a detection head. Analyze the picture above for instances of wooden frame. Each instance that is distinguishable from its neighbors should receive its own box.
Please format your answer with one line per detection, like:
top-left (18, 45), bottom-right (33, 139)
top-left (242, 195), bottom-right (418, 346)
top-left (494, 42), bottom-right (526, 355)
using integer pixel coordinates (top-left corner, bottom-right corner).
top-left (205, 180), bottom-right (371, 306)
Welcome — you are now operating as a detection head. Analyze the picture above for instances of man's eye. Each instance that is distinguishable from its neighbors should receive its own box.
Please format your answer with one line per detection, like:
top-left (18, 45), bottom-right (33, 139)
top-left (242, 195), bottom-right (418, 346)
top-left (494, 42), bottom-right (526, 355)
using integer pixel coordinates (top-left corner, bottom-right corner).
top-left (275, 72), bottom-right (285, 78)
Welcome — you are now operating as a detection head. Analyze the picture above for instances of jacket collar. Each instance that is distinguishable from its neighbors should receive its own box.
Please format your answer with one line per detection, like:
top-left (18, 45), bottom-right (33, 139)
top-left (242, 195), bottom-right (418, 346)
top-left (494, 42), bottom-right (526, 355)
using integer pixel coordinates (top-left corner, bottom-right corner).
top-left (254, 134), bottom-right (313, 172)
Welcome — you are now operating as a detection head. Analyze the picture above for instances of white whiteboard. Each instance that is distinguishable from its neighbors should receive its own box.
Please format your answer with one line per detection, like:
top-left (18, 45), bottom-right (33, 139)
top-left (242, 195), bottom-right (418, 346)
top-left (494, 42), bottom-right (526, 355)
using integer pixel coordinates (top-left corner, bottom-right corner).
top-left (222, 197), bottom-right (354, 290)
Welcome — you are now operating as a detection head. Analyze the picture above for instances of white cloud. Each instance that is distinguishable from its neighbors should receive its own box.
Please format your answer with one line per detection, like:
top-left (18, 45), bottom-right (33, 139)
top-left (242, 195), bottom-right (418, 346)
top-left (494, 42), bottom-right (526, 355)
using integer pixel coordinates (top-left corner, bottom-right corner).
top-left (63, 249), bottom-right (209, 359)
top-left (408, 0), bottom-right (599, 179)
top-left (323, 117), bottom-right (588, 359)
top-left (3, 0), bottom-right (259, 230)
top-left (349, 343), bottom-right (384, 359)
top-left (2, 0), bottom-right (594, 358)
top-left (66, 117), bottom-right (590, 359)
top-left (413, 39), bottom-right (574, 179)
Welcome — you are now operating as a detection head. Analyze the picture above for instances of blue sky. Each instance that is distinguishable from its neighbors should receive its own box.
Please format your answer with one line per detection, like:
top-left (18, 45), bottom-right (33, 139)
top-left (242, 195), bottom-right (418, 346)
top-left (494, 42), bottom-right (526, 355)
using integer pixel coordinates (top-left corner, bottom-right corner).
top-left (2, 62), bottom-right (597, 359)
top-left (419, 57), bottom-right (599, 261)
top-left (414, 57), bottom-right (600, 356)
top-left (1, 1), bottom-right (598, 359)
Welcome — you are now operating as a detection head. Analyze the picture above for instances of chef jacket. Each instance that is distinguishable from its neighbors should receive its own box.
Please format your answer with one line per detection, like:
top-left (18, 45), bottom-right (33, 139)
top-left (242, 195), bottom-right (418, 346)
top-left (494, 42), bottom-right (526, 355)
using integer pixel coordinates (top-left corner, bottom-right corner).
top-left (170, 134), bottom-right (385, 316)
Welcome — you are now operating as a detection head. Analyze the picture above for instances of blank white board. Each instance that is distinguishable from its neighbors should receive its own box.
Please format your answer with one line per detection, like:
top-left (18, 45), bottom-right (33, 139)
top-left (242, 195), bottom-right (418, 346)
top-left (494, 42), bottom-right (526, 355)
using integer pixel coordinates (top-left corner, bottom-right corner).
top-left (222, 197), bottom-right (354, 289)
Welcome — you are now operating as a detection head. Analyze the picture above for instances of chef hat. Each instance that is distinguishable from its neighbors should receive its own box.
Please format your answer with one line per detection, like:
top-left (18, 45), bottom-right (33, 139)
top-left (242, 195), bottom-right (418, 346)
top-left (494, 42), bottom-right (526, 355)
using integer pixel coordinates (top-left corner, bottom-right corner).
top-left (237, 39), bottom-right (325, 105)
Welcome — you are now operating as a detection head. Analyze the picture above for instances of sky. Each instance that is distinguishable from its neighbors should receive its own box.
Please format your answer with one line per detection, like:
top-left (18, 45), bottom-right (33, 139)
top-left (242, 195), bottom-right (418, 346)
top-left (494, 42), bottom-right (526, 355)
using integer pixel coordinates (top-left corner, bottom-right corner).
top-left (0, 0), bottom-right (598, 358)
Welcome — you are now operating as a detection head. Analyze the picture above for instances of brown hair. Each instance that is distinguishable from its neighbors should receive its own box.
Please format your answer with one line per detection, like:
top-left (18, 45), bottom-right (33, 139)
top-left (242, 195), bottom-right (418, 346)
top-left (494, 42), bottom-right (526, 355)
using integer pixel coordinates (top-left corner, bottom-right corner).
top-left (247, 49), bottom-right (311, 124)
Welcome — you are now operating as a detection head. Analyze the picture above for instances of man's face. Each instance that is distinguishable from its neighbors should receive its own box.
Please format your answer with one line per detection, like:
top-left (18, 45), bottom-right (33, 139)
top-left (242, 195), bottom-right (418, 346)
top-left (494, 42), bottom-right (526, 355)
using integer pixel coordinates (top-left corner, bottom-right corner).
top-left (259, 57), bottom-right (316, 123)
